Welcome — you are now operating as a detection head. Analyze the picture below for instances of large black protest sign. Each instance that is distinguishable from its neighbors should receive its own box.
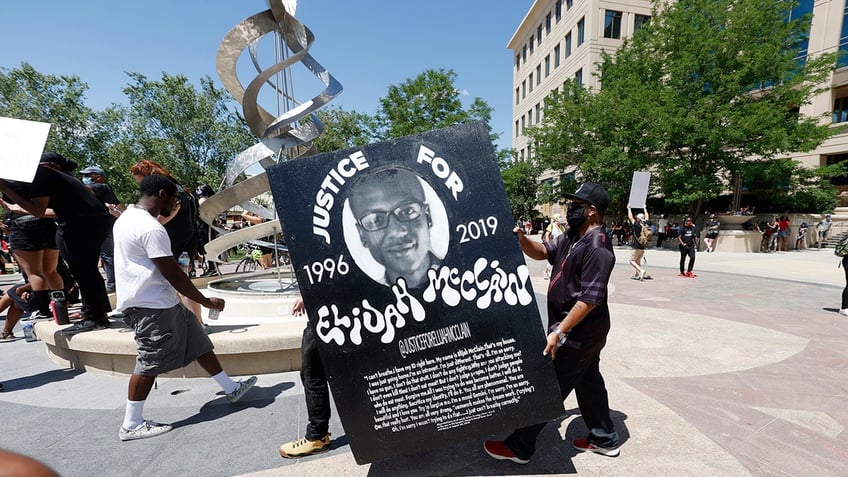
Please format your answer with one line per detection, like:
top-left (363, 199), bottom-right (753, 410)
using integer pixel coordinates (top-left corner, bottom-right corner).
top-left (267, 121), bottom-right (562, 464)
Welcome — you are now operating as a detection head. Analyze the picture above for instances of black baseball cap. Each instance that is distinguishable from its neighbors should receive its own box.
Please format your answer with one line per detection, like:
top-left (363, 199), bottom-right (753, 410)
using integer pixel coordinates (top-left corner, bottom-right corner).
top-left (40, 152), bottom-right (78, 172)
top-left (565, 182), bottom-right (609, 213)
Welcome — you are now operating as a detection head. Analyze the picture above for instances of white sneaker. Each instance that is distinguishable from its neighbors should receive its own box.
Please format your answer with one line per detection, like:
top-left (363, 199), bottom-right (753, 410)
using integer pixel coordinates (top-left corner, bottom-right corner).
top-left (639, 270), bottom-right (647, 280)
top-left (226, 376), bottom-right (257, 403)
top-left (839, 309), bottom-right (848, 316)
top-left (119, 420), bottom-right (173, 441)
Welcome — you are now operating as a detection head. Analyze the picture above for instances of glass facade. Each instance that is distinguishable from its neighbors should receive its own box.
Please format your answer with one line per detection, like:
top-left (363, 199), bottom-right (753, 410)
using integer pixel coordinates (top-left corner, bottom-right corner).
top-left (840, 1), bottom-right (848, 68)
top-left (787, 0), bottom-right (814, 61)
top-left (834, 96), bottom-right (848, 124)
top-left (604, 10), bottom-right (623, 39)
top-left (635, 14), bottom-right (651, 32)
top-left (577, 17), bottom-right (585, 45)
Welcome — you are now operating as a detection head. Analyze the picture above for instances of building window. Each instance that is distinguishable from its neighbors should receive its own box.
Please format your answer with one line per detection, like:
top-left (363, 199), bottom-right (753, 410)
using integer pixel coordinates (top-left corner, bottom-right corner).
top-left (528, 108), bottom-right (533, 127)
top-left (840, 2), bottom-right (848, 68)
top-left (516, 87), bottom-right (520, 105)
top-left (537, 25), bottom-right (543, 45)
top-left (529, 73), bottom-right (534, 93)
top-left (555, 0), bottom-right (562, 22)
top-left (516, 54), bottom-right (521, 69)
top-left (834, 96), bottom-right (848, 123)
top-left (566, 0), bottom-right (573, 10)
top-left (535, 103), bottom-right (541, 124)
top-left (522, 45), bottom-right (527, 64)
top-left (530, 36), bottom-right (534, 54)
top-left (536, 65), bottom-right (542, 85)
top-left (515, 120), bottom-right (520, 137)
top-left (522, 80), bottom-right (526, 99)
top-left (545, 55), bottom-right (551, 77)
top-left (575, 68), bottom-right (583, 86)
top-left (565, 32), bottom-right (572, 58)
top-left (546, 13), bottom-right (552, 34)
top-left (634, 14), bottom-right (651, 32)
top-left (554, 45), bottom-right (561, 67)
top-left (604, 10), bottom-right (622, 39)
top-left (787, 0), bottom-right (814, 62)
top-left (521, 115), bottom-right (526, 133)
top-left (577, 18), bottom-right (585, 46)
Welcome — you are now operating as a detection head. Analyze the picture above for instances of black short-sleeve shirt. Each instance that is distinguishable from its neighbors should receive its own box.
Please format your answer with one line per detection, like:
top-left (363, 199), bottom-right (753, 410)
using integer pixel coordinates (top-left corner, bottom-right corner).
top-left (543, 226), bottom-right (616, 342)
top-left (631, 221), bottom-right (646, 249)
top-left (679, 224), bottom-right (697, 246)
top-left (8, 166), bottom-right (109, 224)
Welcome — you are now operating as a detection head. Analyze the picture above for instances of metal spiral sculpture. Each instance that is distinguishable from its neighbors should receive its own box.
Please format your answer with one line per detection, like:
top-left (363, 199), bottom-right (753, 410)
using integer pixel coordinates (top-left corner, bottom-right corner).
top-left (200, 0), bottom-right (342, 263)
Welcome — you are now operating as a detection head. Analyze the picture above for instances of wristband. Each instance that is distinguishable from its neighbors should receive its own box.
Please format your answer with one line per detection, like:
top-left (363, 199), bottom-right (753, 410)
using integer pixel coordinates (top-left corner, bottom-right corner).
top-left (553, 327), bottom-right (568, 341)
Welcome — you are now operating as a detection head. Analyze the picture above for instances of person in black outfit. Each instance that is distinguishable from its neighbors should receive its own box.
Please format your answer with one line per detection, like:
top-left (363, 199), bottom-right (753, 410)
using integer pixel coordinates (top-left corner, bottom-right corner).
top-left (840, 256), bottom-right (848, 316)
top-left (484, 182), bottom-right (621, 463)
top-left (195, 184), bottom-right (219, 277)
top-left (678, 216), bottom-right (698, 278)
top-left (278, 298), bottom-right (332, 458)
top-left (0, 152), bottom-right (112, 335)
top-left (81, 166), bottom-right (123, 293)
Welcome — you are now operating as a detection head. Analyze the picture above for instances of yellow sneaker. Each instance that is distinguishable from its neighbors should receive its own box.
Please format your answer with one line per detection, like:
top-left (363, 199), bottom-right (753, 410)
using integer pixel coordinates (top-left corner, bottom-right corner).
top-left (278, 434), bottom-right (331, 458)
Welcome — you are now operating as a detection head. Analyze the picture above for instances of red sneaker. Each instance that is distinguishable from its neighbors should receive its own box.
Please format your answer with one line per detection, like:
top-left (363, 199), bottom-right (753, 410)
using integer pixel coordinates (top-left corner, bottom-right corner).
top-left (679, 272), bottom-right (687, 277)
top-left (686, 271), bottom-right (697, 278)
top-left (572, 437), bottom-right (620, 457)
top-left (483, 440), bottom-right (529, 464)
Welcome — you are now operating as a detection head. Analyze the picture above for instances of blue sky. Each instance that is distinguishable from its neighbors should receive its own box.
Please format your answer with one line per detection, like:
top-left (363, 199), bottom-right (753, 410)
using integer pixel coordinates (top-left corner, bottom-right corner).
top-left (0, 1), bottom-right (533, 152)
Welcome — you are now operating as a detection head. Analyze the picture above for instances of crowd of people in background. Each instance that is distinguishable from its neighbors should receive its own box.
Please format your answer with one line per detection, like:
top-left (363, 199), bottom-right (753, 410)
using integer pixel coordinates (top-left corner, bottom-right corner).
top-left (0, 153), bottom-right (228, 340)
top-left (524, 209), bottom-right (832, 257)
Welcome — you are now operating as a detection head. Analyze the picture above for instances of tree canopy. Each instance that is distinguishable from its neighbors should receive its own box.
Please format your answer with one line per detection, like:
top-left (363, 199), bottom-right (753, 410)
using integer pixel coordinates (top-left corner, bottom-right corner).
top-left (529, 0), bottom-right (842, 216)
top-left (1, 62), bottom-right (512, 211)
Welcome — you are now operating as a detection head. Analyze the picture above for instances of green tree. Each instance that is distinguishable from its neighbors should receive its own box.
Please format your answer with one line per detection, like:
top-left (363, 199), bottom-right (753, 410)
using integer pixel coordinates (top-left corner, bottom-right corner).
top-left (119, 72), bottom-right (254, 191)
top-left (375, 68), bottom-right (519, 211)
top-left (311, 106), bottom-right (376, 153)
top-left (0, 62), bottom-right (97, 165)
top-left (500, 158), bottom-right (542, 222)
top-left (529, 80), bottom-right (651, 212)
top-left (531, 0), bottom-right (841, 217)
top-left (374, 68), bottom-right (500, 145)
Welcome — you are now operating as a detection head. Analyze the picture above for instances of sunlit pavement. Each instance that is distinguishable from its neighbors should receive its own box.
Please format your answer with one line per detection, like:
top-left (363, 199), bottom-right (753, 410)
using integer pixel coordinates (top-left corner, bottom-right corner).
top-left (1, 245), bottom-right (846, 476)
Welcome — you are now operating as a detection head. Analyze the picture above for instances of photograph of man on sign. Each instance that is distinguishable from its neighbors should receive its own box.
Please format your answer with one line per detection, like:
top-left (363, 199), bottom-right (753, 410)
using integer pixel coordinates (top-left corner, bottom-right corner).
top-left (343, 167), bottom-right (448, 288)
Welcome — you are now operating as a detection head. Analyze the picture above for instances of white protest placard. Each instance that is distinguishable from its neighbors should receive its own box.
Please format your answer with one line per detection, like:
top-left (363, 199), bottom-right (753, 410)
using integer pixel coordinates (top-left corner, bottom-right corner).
top-left (0, 117), bottom-right (51, 183)
top-left (628, 171), bottom-right (651, 208)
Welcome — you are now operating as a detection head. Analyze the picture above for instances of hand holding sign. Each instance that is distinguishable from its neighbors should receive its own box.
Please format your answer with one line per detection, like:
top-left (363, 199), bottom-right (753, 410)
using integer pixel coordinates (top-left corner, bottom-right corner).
top-left (628, 171), bottom-right (651, 209)
top-left (0, 117), bottom-right (51, 183)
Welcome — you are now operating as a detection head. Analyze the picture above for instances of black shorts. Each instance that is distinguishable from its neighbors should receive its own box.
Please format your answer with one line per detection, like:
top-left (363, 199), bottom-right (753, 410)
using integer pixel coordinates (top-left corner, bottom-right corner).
top-left (9, 216), bottom-right (57, 251)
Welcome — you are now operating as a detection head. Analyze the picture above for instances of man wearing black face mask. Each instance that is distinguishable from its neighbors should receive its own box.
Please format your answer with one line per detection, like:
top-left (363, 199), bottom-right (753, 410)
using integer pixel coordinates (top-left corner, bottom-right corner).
top-left (484, 182), bottom-right (621, 464)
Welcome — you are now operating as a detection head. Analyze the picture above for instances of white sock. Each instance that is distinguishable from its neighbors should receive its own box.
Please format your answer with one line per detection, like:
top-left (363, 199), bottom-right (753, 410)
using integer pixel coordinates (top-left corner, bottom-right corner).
top-left (123, 400), bottom-right (145, 430)
top-left (212, 371), bottom-right (239, 394)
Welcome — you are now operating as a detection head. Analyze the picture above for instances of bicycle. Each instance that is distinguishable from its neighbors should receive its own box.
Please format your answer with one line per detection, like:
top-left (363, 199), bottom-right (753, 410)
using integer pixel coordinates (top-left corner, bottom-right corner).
top-left (234, 243), bottom-right (290, 273)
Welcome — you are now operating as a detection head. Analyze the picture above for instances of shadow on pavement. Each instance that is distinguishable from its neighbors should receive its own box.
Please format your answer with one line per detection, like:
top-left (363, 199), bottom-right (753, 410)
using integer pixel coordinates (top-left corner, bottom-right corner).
top-left (171, 381), bottom-right (295, 429)
top-left (365, 408), bottom-right (629, 476)
top-left (0, 368), bottom-right (83, 392)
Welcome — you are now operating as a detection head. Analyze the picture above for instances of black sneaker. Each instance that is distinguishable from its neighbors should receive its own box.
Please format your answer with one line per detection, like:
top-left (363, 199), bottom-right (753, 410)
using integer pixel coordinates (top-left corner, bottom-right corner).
top-left (21, 311), bottom-right (53, 322)
top-left (57, 319), bottom-right (107, 337)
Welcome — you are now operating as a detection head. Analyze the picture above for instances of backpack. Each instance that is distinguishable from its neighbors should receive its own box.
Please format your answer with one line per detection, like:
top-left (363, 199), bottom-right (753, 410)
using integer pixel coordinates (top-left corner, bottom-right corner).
top-left (834, 234), bottom-right (848, 257)
top-left (638, 222), bottom-right (654, 246)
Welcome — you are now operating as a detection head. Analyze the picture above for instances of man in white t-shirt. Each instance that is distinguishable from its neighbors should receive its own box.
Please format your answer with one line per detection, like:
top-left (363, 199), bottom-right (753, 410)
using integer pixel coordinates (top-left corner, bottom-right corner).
top-left (112, 174), bottom-right (256, 441)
